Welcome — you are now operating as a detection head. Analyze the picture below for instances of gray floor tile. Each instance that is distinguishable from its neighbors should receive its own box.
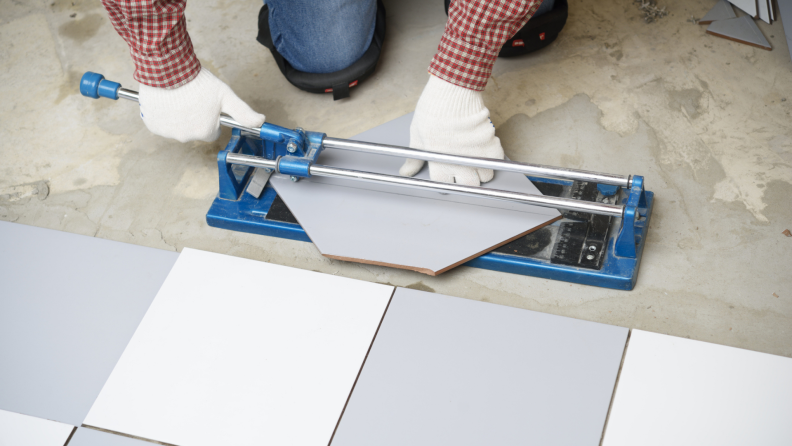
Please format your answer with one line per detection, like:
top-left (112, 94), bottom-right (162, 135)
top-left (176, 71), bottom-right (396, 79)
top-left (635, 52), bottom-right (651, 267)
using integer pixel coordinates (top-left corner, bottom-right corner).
top-left (331, 288), bottom-right (628, 446)
top-left (699, 0), bottom-right (736, 24)
top-left (0, 222), bottom-right (178, 426)
top-left (706, 15), bottom-right (771, 50)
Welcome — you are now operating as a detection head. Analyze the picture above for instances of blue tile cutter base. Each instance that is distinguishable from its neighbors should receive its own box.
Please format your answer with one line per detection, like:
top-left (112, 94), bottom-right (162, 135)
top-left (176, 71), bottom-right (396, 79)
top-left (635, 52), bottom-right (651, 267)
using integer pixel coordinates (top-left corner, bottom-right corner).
top-left (205, 129), bottom-right (654, 291)
top-left (80, 71), bottom-right (654, 291)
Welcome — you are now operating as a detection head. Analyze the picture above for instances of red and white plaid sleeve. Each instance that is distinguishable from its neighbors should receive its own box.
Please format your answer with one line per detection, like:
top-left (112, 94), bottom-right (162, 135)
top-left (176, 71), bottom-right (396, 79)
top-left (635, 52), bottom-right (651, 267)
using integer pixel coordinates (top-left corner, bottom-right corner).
top-left (102, 0), bottom-right (201, 89)
top-left (429, 0), bottom-right (542, 91)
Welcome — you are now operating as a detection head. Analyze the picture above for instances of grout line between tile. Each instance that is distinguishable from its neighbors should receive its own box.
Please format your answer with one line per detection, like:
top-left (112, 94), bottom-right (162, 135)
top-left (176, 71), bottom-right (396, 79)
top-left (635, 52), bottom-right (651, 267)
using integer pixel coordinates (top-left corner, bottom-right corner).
top-left (62, 426), bottom-right (77, 446)
top-left (327, 287), bottom-right (397, 446)
top-left (81, 424), bottom-right (178, 446)
top-left (599, 328), bottom-right (632, 446)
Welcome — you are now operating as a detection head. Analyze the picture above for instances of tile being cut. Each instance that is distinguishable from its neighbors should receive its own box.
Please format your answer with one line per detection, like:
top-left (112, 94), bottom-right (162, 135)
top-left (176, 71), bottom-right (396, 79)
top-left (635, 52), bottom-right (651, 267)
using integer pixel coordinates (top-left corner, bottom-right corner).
top-left (698, 0), bottom-right (736, 24)
top-left (603, 330), bottom-right (792, 446)
top-left (0, 221), bottom-right (178, 426)
top-left (0, 409), bottom-right (74, 446)
top-left (331, 288), bottom-right (628, 446)
top-left (270, 113), bottom-right (561, 275)
top-left (707, 15), bottom-right (772, 50)
top-left (83, 248), bottom-right (393, 446)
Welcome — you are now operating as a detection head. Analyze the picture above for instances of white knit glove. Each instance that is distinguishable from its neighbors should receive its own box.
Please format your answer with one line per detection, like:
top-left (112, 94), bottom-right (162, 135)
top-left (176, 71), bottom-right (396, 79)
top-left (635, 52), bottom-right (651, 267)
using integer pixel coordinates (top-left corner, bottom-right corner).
top-left (399, 75), bottom-right (504, 186)
top-left (138, 68), bottom-right (265, 143)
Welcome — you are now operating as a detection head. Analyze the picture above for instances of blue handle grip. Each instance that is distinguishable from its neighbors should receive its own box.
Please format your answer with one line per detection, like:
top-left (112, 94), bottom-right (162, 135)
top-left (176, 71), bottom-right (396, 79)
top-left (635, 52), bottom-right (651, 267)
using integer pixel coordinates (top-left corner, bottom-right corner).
top-left (80, 72), bottom-right (121, 100)
top-left (79, 71), bottom-right (301, 147)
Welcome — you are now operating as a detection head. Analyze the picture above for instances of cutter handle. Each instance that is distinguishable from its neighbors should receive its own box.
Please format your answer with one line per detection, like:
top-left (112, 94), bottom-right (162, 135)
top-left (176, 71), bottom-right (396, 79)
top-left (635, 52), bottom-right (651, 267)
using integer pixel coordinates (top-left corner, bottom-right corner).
top-left (80, 72), bottom-right (121, 100)
top-left (79, 72), bottom-right (305, 146)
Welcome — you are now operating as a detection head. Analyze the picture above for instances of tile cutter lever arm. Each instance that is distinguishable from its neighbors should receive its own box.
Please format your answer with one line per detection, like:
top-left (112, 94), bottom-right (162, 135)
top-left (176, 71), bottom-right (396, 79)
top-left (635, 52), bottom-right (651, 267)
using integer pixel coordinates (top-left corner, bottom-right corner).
top-left (224, 152), bottom-right (623, 217)
top-left (80, 72), bottom-right (646, 226)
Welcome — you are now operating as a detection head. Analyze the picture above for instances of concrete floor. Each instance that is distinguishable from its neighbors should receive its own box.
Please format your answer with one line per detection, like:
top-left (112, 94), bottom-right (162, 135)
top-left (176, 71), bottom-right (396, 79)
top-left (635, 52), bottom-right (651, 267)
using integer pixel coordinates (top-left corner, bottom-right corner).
top-left (1, 0), bottom-right (790, 357)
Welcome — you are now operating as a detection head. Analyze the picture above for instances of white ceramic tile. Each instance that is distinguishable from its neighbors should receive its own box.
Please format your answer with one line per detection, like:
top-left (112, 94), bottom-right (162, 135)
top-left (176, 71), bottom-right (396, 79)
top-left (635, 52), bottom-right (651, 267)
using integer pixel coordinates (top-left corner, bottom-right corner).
top-left (271, 113), bottom-right (560, 275)
top-left (84, 248), bottom-right (393, 446)
top-left (603, 330), bottom-right (792, 446)
top-left (331, 288), bottom-right (628, 446)
top-left (0, 409), bottom-right (74, 446)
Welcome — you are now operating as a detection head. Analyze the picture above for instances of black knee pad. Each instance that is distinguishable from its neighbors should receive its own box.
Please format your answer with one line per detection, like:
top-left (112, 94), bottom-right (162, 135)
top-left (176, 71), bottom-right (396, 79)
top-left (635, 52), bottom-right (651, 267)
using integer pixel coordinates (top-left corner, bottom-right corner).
top-left (257, 0), bottom-right (386, 101)
top-left (443, 0), bottom-right (568, 58)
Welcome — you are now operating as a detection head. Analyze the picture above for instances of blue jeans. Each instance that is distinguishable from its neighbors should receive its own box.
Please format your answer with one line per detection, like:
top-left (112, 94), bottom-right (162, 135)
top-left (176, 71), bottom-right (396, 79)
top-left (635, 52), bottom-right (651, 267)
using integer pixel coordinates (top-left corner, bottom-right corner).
top-left (265, 0), bottom-right (553, 74)
top-left (266, 0), bottom-right (377, 74)
top-left (534, 0), bottom-right (554, 16)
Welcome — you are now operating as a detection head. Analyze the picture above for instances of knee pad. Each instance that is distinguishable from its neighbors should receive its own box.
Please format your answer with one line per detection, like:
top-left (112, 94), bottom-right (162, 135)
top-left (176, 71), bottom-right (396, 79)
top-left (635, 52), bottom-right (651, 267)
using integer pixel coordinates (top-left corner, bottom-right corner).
top-left (257, 0), bottom-right (386, 101)
top-left (443, 0), bottom-right (568, 58)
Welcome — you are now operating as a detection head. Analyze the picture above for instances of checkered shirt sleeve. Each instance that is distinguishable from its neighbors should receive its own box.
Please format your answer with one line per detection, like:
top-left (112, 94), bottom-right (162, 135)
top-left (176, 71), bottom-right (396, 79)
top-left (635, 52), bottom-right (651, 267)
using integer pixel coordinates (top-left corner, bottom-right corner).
top-left (102, 0), bottom-right (201, 89)
top-left (429, 0), bottom-right (542, 91)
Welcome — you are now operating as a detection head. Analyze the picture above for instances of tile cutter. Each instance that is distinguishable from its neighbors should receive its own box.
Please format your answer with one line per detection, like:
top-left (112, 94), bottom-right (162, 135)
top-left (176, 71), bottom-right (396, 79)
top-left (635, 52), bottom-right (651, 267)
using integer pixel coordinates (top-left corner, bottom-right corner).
top-left (80, 72), bottom-right (654, 290)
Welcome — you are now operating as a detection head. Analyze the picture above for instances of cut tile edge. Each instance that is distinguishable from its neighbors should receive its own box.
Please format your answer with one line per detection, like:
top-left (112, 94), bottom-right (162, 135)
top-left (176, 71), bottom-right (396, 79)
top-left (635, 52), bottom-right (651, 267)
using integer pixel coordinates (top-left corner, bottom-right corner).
top-left (323, 215), bottom-right (562, 276)
top-left (706, 15), bottom-right (772, 50)
top-left (706, 29), bottom-right (773, 49)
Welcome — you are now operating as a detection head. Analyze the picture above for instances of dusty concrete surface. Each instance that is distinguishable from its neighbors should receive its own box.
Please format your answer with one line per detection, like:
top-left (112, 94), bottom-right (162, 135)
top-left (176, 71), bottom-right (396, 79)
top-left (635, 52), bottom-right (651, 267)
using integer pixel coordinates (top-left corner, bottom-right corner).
top-left (1, 0), bottom-right (790, 356)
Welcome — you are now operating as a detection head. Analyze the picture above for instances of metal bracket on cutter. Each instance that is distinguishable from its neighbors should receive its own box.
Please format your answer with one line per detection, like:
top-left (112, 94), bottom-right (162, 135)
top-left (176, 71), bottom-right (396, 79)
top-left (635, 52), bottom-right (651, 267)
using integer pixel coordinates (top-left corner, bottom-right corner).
top-left (246, 168), bottom-right (273, 199)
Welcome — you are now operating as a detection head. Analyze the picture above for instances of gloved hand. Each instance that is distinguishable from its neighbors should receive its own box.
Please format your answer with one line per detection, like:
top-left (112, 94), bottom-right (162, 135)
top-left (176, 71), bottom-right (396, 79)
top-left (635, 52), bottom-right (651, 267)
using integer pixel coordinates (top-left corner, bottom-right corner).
top-left (399, 75), bottom-right (504, 186)
top-left (138, 68), bottom-right (266, 143)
